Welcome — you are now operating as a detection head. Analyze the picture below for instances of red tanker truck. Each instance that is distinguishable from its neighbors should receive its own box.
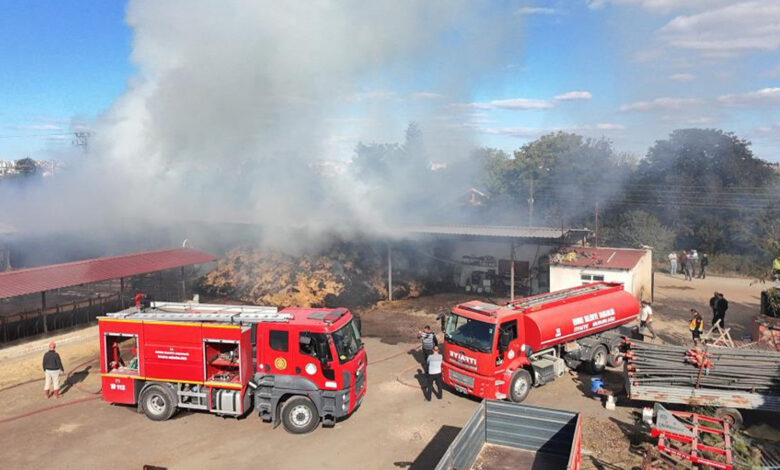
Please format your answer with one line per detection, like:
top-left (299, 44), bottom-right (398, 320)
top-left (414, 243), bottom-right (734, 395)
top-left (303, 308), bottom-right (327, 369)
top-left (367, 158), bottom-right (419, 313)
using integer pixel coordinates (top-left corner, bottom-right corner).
top-left (442, 282), bottom-right (640, 402)
top-left (99, 301), bottom-right (366, 433)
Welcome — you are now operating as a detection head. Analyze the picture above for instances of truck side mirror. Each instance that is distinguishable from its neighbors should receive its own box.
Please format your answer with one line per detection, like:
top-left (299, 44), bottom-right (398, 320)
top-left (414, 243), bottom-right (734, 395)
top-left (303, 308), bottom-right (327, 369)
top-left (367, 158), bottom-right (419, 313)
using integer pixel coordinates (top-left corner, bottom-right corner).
top-left (499, 330), bottom-right (511, 352)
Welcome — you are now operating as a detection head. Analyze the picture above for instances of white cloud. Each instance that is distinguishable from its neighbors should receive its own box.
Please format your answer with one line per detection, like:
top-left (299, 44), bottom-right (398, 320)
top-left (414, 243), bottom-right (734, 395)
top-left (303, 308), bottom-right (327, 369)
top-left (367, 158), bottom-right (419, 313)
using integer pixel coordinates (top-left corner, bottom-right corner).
top-left (587, 0), bottom-right (732, 13)
top-left (669, 73), bottom-right (695, 82)
top-left (620, 97), bottom-right (703, 111)
top-left (479, 126), bottom-right (547, 137)
top-left (718, 87), bottom-right (780, 106)
top-left (515, 7), bottom-right (557, 15)
top-left (554, 90), bottom-right (593, 101)
top-left (411, 92), bottom-right (445, 99)
top-left (468, 98), bottom-right (554, 110)
top-left (346, 90), bottom-right (396, 102)
top-left (16, 124), bottom-right (63, 131)
top-left (595, 123), bottom-right (626, 130)
top-left (659, 2), bottom-right (780, 55)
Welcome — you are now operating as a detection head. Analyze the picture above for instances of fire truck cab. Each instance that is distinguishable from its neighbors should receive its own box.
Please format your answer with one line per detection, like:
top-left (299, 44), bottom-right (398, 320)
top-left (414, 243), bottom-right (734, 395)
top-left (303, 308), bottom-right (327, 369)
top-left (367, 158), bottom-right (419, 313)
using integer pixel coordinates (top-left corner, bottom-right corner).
top-left (98, 301), bottom-right (366, 434)
top-left (442, 282), bottom-right (640, 402)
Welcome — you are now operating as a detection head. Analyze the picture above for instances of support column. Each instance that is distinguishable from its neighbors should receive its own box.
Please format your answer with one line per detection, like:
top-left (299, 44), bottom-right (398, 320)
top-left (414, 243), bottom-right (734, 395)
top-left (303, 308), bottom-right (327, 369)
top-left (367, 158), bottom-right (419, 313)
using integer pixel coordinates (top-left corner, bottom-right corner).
top-left (181, 266), bottom-right (187, 301)
top-left (387, 243), bottom-right (393, 302)
top-left (510, 243), bottom-right (515, 302)
top-left (41, 291), bottom-right (48, 333)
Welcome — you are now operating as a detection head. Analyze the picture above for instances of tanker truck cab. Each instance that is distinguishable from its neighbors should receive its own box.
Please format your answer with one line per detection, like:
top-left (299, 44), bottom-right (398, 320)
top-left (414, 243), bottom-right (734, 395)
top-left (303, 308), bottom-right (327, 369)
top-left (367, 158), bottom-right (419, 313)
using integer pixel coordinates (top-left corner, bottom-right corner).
top-left (98, 303), bottom-right (366, 434)
top-left (442, 282), bottom-right (640, 403)
top-left (255, 308), bottom-right (367, 433)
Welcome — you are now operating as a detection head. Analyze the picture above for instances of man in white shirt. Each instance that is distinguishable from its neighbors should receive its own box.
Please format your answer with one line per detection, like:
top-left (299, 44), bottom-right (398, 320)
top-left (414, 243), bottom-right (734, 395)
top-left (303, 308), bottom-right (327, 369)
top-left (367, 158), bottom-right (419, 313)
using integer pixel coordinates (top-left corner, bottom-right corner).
top-left (668, 252), bottom-right (678, 276)
top-left (639, 300), bottom-right (656, 339)
top-left (424, 345), bottom-right (443, 401)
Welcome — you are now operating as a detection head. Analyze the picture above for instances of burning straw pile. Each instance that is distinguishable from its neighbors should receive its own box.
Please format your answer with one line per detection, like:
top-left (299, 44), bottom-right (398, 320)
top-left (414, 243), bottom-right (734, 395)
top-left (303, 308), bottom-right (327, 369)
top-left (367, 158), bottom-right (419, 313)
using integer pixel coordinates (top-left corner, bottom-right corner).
top-left (200, 241), bottom-right (438, 308)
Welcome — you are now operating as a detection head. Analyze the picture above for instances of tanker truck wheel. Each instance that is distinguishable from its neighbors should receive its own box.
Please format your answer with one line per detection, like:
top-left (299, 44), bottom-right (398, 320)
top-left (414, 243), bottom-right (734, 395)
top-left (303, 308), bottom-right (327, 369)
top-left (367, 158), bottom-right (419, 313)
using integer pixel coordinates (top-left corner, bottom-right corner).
top-left (588, 345), bottom-right (608, 374)
top-left (281, 396), bottom-right (320, 434)
top-left (715, 407), bottom-right (743, 429)
top-left (607, 340), bottom-right (623, 368)
top-left (140, 384), bottom-right (177, 421)
top-left (508, 369), bottom-right (532, 403)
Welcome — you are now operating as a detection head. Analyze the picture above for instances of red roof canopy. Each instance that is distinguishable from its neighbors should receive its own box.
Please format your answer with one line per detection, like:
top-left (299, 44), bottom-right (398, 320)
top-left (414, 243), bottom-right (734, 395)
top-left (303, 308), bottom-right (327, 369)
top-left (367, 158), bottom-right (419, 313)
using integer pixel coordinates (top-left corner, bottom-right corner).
top-left (0, 248), bottom-right (217, 299)
top-left (554, 247), bottom-right (647, 270)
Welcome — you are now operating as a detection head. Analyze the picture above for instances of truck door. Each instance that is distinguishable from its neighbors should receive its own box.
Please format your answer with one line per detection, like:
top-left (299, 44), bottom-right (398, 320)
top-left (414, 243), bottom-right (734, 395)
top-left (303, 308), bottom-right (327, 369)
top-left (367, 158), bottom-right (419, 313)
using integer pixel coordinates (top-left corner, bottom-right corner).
top-left (261, 328), bottom-right (293, 376)
top-left (498, 320), bottom-right (520, 364)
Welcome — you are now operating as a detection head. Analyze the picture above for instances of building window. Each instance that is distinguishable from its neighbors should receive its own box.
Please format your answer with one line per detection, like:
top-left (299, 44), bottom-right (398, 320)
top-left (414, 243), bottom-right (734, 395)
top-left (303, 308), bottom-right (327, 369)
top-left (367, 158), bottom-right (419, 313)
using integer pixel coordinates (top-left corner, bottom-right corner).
top-left (581, 274), bottom-right (605, 284)
top-left (269, 330), bottom-right (288, 352)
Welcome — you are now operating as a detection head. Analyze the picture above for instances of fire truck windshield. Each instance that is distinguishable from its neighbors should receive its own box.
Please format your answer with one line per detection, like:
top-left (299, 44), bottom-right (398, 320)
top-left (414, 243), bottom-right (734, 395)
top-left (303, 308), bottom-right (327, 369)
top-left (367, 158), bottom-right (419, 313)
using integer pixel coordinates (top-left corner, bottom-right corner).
top-left (331, 319), bottom-right (362, 363)
top-left (444, 313), bottom-right (495, 353)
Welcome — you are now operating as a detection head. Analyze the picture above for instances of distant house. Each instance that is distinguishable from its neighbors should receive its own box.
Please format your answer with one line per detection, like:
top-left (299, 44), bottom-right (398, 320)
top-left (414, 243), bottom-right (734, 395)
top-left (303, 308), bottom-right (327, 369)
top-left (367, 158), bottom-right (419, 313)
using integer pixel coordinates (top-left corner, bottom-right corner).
top-left (548, 246), bottom-right (653, 301)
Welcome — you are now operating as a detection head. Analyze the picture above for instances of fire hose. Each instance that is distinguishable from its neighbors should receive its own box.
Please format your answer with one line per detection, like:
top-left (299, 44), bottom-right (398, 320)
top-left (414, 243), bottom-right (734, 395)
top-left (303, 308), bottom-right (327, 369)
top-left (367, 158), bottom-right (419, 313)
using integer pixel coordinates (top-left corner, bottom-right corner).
top-left (1, 345), bottom-right (427, 424)
top-left (0, 356), bottom-right (102, 425)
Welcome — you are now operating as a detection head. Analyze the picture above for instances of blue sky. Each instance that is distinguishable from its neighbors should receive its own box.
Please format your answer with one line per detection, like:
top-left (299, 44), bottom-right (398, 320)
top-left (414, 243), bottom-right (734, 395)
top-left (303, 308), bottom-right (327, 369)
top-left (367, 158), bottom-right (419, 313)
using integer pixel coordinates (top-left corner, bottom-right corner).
top-left (1, 0), bottom-right (779, 161)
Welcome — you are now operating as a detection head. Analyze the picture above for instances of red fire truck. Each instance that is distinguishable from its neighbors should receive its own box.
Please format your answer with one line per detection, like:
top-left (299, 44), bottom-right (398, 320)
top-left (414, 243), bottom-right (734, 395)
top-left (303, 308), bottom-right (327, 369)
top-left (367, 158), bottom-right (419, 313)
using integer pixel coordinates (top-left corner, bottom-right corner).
top-left (98, 301), bottom-right (366, 433)
top-left (442, 282), bottom-right (640, 402)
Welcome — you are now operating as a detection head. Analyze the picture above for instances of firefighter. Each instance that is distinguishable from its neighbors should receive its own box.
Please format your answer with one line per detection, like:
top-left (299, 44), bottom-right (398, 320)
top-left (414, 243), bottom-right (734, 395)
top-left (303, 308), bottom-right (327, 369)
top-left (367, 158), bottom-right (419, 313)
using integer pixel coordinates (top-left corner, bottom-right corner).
top-left (42, 342), bottom-right (64, 399)
top-left (689, 309), bottom-right (704, 345)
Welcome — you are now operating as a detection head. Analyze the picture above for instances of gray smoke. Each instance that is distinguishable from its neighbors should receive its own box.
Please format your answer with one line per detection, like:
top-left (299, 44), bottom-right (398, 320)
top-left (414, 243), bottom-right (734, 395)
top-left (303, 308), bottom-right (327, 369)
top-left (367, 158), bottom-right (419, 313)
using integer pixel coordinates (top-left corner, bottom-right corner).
top-left (0, 0), bottom-right (514, 252)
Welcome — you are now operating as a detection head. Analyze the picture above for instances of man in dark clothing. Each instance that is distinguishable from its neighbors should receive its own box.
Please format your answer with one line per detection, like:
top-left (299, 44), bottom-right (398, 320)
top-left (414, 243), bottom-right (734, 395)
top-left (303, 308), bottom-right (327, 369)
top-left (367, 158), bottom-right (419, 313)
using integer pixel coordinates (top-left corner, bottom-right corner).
top-left (711, 293), bottom-right (729, 328)
top-left (42, 342), bottom-right (64, 399)
top-left (698, 254), bottom-right (709, 279)
top-left (417, 325), bottom-right (438, 368)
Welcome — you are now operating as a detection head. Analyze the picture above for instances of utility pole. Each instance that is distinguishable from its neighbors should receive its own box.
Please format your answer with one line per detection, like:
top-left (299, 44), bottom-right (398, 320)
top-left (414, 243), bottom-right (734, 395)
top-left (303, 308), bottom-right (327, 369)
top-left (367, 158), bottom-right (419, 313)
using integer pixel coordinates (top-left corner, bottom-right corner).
top-left (594, 202), bottom-right (600, 248)
top-left (527, 173), bottom-right (535, 226)
top-left (72, 131), bottom-right (92, 153)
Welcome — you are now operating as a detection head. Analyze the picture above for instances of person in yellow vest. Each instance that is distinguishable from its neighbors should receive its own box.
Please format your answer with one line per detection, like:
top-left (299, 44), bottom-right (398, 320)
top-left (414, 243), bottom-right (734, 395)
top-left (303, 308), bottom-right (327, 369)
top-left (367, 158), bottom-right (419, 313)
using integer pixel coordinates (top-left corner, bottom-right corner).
top-left (689, 309), bottom-right (704, 345)
top-left (773, 257), bottom-right (780, 280)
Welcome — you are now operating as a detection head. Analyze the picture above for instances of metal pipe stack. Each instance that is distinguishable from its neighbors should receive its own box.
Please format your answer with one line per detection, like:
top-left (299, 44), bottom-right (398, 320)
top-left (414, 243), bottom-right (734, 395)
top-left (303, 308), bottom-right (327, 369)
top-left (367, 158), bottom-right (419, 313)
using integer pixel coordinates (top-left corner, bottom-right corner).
top-left (624, 341), bottom-right (780, 393)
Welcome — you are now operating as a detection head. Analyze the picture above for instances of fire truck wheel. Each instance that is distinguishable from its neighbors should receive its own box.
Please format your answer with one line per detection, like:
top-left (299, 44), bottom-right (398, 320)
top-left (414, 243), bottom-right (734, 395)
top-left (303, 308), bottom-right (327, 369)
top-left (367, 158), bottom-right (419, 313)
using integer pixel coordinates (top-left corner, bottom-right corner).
top-left (508, 369), bottom-right (532, 403)
top-left (588, 345), bottom-right (608, 374)
top-left (281, 396), bottom-right (320, 434)
top-left (715, 407), bottom-right (743, 429)
top-left (140, 385), bottom-right (177, 421)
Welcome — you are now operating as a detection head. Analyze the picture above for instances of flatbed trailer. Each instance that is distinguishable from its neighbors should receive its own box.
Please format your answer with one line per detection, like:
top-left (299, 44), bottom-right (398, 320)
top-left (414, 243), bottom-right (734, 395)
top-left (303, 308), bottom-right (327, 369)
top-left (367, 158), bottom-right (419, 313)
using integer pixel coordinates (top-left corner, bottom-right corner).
top-left (624, 340), bottom-right (780, 426)
top-left (435, 400), bottom-right (582, 470)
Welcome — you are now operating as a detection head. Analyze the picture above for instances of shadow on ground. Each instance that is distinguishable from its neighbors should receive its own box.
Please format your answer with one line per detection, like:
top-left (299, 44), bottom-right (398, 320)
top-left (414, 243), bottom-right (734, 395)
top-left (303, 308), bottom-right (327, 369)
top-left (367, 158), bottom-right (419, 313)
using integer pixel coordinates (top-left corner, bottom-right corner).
top-left (393, 425), bottom-right (461, 469)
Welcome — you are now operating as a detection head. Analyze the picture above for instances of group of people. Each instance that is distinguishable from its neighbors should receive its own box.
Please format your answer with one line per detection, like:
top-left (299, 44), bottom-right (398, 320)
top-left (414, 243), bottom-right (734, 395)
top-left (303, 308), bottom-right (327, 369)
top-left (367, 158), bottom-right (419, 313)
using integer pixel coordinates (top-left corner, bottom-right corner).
top-left (687, 291), bottom-right (729, 344)
top-left (668, 250), bottom-right (709, 280)
top-left (633, 291), bottom-right (729, 346)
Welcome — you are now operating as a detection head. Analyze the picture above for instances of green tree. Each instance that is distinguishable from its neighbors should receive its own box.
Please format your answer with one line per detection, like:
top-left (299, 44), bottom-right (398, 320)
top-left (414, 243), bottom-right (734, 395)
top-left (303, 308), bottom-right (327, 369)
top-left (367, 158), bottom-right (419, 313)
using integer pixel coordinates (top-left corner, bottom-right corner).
top-left (602, 210), bottom-right (675, 257)
top-left (14, 157), bottom-right (37, 176)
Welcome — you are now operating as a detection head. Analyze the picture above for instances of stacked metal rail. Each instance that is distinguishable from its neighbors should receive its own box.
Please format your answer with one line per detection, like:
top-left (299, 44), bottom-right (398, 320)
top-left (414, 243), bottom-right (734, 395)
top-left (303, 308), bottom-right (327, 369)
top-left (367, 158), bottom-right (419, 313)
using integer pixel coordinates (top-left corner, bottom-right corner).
top-left (624, 341), bottom-right (780, 412)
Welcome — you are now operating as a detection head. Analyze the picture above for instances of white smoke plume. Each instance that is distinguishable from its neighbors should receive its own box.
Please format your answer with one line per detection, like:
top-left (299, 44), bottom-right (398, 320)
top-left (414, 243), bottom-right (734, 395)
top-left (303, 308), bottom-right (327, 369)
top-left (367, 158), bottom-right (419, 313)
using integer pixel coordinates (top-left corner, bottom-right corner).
top-left (1, 0), bottom-right (512, 250)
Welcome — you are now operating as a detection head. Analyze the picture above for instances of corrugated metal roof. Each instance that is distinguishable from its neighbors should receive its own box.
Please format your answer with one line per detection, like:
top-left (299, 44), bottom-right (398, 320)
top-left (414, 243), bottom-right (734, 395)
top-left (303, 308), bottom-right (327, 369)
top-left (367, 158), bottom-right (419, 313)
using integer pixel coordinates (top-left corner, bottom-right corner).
top-left (0, 248), bottom-right (217, 299)
top-left (552, 246), bottom-right (647, 270)
top-left (399, 224), bottom-right (590, 240)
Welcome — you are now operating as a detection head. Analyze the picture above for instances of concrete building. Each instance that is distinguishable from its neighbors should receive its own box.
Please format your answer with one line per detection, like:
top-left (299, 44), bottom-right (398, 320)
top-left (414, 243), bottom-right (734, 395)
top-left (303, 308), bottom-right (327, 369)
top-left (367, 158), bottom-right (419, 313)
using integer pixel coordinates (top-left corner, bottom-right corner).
top-left (548, 246), bottom-right (653, 301)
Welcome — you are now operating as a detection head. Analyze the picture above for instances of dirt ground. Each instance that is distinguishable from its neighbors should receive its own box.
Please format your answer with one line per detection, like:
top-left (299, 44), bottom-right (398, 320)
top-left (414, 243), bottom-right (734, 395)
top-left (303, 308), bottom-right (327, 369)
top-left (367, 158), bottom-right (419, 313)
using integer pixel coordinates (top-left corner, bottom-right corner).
top-left (0, 273), bottom-right (773, 470)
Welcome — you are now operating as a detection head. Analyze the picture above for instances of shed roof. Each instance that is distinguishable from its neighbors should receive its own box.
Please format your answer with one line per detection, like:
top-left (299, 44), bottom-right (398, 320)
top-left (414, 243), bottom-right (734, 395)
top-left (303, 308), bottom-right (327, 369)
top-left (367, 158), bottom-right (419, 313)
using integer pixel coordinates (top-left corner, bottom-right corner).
top-left (551, 246), bottom-right (648, 271)
top-left (0, 248), bottom-right (216, 299)
top-left (399, 224), bottom-right (591, 241)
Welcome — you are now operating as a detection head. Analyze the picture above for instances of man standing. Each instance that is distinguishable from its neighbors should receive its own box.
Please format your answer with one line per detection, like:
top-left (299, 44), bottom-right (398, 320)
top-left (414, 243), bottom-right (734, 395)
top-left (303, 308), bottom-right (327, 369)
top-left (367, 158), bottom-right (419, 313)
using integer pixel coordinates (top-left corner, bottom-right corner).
top-left (639, 300), bottom-right (656, 339)
top-left (712, 293), bottom-right (729, 328)
top-left (417, 325), bottom-right (438, 367)
top-left (684, 252), bottom-right (695, 281)
top-left (698, 254), bottom-right (709, 279)
top-left (689, 309), bottom-right (704, 345)
top-left (668, 252), bottom-right (678, 276)
top-left (690, 250), bottom-right (699, 278)
top-left (424, 345), bottom-right (444, 401)
top-left (42, 342), bottom-right (64, 399)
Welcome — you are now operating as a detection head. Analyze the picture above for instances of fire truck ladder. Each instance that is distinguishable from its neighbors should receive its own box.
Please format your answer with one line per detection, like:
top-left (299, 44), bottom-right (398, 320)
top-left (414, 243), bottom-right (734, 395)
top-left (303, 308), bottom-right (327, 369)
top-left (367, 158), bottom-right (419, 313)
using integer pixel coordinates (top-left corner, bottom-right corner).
top-left (107, 302), bottom-right (293, 324)
top-left (510, 283), bottom-right (613, 309)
